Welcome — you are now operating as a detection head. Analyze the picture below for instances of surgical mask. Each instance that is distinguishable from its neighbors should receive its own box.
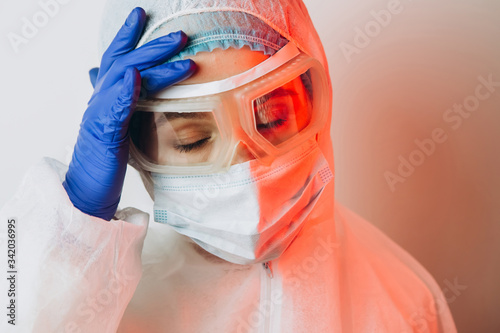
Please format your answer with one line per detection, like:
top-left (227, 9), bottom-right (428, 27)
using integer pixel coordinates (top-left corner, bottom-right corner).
top-left (152, 138), bottom-right (333, 265)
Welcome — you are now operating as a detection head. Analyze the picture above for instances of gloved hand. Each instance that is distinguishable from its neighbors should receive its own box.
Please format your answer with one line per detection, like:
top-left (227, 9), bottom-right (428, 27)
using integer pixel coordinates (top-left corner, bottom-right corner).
top-left (63, 7), bottom-right (196, 221)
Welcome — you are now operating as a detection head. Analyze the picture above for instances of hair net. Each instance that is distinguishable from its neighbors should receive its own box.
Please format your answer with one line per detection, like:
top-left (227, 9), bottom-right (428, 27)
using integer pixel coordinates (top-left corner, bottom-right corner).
top-left (97, 0), bottom-right (330, 74)
top-left (109, 11), bottom-right (290, 62)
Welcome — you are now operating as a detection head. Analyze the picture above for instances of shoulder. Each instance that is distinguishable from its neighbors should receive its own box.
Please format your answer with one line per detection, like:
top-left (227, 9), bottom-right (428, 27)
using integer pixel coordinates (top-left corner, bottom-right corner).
top-left (333, 201), bottom-right (457, 333)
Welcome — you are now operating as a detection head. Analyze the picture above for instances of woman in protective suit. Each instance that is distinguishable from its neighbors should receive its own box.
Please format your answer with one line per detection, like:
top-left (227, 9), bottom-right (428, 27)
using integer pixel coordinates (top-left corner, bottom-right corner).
top-left (0, 0), bottom-right (457, 332)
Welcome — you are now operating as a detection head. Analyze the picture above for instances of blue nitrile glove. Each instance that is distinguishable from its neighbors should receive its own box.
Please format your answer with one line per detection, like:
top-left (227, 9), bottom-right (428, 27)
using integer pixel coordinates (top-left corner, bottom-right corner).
top-left (63, 7), bottom-right (196, 220)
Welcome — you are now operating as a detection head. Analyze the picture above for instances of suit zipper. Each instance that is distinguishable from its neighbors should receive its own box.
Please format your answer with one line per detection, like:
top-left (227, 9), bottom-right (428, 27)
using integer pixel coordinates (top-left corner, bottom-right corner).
top-left (261, 261), bottom-right (274, 333)
top-left (263, 261), bottom-right (274, 279)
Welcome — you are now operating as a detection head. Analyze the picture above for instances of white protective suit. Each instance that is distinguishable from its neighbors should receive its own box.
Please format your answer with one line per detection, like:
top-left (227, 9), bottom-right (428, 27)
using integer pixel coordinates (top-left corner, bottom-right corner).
top-left (0, 0), bottom-right (457, 332)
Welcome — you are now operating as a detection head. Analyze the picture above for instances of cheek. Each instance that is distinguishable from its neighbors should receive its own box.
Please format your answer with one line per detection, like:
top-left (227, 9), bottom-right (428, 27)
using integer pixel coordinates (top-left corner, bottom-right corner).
top-left (146, 141), bottom-right (158, 162)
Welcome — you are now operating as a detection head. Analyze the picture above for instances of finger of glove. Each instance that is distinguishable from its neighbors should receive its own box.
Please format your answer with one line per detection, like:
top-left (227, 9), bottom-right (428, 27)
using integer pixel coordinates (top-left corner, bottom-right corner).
top-left (98, 7), bottom-right (146, 80)
top-left (99, 31), bottom-right (188, 92)
top-left (104, 67), bottom-right (142, 143)
top-left (139, 59), bottom-right (197, 97)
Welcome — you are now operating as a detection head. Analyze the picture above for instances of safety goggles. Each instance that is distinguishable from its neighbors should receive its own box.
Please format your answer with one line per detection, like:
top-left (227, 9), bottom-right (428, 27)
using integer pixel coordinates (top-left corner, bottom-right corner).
top-left (129, 42), bottom-right (329, 175)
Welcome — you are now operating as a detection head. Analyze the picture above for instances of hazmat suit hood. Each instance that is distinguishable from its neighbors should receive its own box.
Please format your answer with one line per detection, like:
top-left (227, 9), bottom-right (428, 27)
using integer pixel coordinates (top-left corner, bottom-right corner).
top-left (98, 2), bottom-right (338, 328)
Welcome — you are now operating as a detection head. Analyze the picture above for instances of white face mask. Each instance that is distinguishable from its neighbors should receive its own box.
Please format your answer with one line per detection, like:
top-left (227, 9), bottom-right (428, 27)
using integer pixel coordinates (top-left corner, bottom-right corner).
top-left (151, 139), bottom-right (333, 265)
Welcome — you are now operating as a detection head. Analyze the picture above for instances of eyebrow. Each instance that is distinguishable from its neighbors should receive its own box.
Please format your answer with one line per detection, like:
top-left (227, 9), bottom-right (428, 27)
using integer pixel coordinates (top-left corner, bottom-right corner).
top-left (165, 112), bottom-right (211, 119)
top-left (255, 88), bottom-right (298, 105)
top-left (155, 112), bottom-right (212, 126)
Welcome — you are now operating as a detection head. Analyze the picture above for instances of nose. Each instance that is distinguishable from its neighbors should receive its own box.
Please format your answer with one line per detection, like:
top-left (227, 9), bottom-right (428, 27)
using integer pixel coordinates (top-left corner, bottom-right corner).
top-left (231, 142), bottom-right (256, 165)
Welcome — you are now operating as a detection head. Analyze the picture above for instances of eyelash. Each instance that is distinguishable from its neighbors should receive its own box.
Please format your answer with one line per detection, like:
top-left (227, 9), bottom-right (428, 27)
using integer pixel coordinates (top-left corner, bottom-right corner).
top-left (174, 137), bottom-right (211, 153)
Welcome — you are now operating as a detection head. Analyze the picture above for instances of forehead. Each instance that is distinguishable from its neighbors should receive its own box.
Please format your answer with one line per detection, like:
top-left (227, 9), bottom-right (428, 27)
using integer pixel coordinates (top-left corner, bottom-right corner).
top-left (177, 45), bottom-right (270, 85)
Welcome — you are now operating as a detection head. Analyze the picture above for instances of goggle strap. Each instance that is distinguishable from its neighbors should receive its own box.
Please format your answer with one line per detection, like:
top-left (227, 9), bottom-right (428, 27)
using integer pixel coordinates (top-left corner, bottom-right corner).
top-left (151, 42), bottom-right (301, 99)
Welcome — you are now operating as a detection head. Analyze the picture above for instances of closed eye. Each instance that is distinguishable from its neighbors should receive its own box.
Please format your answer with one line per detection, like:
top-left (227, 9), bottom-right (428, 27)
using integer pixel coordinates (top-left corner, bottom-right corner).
top-left (257, 118), bottom-right (287, 130)
top-left (174, 137), bottom-right (211, 153)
